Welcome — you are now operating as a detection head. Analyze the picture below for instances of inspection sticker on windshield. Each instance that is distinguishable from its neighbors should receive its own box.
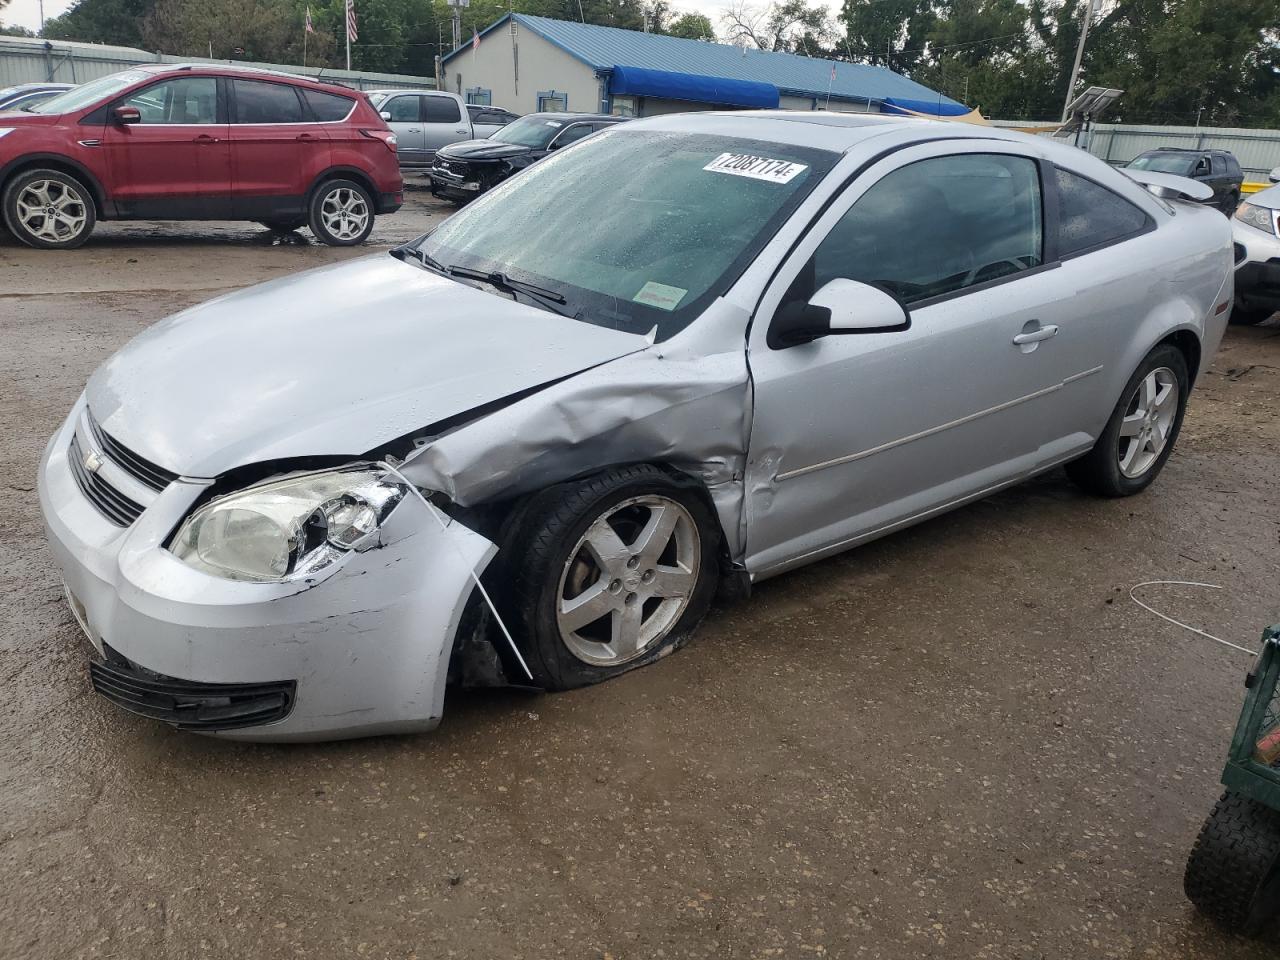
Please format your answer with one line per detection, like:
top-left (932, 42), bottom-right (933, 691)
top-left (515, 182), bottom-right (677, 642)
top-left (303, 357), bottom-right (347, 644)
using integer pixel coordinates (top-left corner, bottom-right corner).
top-left (634, 281), bottom-right (687, 311)
top-left (703, 153), bottom-right (807, 184)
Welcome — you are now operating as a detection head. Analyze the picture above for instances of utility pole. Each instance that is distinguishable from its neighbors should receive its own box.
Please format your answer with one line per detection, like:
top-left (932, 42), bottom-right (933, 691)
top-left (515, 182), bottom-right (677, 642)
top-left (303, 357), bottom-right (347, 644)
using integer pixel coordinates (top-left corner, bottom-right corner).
top-left (1061, 0), bottom-right (1100, 122)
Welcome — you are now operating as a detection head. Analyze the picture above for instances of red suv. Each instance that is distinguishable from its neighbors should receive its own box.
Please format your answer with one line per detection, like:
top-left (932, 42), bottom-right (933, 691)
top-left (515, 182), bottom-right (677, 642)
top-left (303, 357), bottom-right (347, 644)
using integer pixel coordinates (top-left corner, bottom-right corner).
top-left (0, 64), bottom-right (403, 249)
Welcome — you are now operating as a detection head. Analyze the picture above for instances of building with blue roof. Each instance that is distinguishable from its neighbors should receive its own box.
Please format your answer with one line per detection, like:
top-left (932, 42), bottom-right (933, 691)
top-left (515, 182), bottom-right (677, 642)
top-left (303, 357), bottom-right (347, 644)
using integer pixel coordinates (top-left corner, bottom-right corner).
top-left (441, 14), bottom-right (965, 120)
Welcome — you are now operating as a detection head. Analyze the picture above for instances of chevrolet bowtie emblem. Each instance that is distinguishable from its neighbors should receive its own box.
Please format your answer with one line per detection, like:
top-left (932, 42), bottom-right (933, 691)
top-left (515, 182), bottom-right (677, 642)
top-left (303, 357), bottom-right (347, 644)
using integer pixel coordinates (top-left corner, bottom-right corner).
top-left (83, 450), bottom-right (104, 474)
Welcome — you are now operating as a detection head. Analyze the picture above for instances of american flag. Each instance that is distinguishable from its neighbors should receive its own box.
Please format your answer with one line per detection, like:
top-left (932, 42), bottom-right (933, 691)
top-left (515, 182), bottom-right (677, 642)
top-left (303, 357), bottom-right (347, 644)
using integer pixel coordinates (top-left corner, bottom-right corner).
top-left (345, 0), bottom-right (358, 43)
top-left (304, 5), bottom-right (314, 34)
top-left (472, 27), bottom-right (480, 52)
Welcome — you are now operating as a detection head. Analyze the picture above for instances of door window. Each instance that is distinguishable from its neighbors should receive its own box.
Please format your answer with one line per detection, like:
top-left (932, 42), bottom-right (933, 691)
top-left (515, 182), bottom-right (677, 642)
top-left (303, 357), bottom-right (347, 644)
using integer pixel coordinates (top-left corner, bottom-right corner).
top-left (233, 79), bottom-right (304, 124)
top-left (551, 123), bottom-right (594, 148)
top-left (1054, 167), bottom-right (1150, 259)
top-left (302, 88), bottom-right (355, 122)
top-left (122, 77), bottom-right (218, 124)
top-left (811, 153), bottom-right (1043, 305)
top-left (383, 95), bottom-right (420, 123)
top-left (422, 96), bottom-right (462, 123)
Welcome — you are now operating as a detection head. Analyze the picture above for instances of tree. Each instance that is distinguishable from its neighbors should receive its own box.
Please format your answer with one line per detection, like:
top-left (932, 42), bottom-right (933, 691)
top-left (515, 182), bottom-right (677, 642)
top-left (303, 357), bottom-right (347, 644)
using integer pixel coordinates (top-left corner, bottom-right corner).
top-left (666, 11), bottom-right (714, 40)
top-left (721, 0), bottom-right (832, 54)
top-left (841, 0), bottom-right (933, 71)
top-left (42, 0), bottom-right (151, 45)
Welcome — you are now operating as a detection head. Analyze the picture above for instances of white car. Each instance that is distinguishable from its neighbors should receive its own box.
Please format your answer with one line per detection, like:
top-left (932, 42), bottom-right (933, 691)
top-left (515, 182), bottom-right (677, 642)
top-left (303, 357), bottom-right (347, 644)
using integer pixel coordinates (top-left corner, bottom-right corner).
top-left (39, 112), bottom-right (1233, 741)
top-left (1230, 170), bottom-right (1280, 325)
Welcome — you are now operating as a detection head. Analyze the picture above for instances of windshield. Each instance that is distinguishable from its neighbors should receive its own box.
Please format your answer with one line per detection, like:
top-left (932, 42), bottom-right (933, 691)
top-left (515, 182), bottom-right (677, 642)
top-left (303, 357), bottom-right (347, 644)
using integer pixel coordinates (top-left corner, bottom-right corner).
top-left (491, 115), bottom-right (566, 149)
top-left (1127, 153), bottom-right (1195, 176)
top-left (30, 70), bottom-right (148, 115)
top-left (415, 130), bottom-right (837, 339)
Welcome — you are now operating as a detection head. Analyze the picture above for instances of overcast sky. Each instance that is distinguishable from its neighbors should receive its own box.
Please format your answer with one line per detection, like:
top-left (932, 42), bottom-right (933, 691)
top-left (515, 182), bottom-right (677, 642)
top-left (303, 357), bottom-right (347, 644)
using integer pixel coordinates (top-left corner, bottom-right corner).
top-left (2, 0), bottom-right (844, 39)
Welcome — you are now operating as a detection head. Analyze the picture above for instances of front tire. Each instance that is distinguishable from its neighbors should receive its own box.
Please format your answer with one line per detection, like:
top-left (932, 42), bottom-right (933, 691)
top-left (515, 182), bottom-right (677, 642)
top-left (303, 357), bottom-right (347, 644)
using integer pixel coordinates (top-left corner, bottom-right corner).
top-left (508, 465), bottom-right (720, 691)
top-left (2, 168), bottom-right (96, 249)
top-left (308, 179), bottom-right (374, 246)
top-left (1066, 343), bottom-right (1189, 497)
top-left (1185, 791), bottom-right (1280, 936)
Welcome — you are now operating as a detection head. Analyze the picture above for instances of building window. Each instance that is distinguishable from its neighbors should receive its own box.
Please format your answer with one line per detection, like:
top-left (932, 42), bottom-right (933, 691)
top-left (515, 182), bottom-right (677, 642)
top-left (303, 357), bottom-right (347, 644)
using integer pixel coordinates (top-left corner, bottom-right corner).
top-left (466, 87), bottom-right (492, 106)
top-left (610, 95), bottom-right (636, 118)
top-left (537, 90), bottom-right (568, 112)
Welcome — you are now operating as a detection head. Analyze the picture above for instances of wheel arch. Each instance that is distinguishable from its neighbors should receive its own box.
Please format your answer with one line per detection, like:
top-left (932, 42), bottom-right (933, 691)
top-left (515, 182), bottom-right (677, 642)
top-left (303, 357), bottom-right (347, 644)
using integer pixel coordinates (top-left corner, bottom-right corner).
top-left (1160, 327), bottom-right (1203, 387)
top-left (307, 165), bottom-right (378, 205)
top-left (0, 153), bottom-right (108, 218)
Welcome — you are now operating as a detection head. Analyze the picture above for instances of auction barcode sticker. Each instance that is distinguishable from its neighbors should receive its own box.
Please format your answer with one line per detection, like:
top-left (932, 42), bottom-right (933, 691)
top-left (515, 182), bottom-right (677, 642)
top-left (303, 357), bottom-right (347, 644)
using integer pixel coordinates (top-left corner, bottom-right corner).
top-left (703, 153), bottom-right (808, 184)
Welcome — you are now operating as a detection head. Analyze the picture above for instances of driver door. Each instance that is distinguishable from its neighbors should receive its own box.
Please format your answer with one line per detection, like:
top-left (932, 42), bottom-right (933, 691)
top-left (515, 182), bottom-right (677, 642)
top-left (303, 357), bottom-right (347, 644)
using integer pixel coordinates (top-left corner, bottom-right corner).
top-left (101, 75), bottom-right (231, 218)
top-left (743, 142), bottom-right (1085, 577)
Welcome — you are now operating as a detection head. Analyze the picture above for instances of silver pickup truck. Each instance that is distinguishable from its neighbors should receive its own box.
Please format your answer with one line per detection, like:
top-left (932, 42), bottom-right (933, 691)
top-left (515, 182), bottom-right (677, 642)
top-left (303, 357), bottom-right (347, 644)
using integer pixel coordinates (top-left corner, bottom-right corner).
top-left (366, 89), bottom-right (516, 168)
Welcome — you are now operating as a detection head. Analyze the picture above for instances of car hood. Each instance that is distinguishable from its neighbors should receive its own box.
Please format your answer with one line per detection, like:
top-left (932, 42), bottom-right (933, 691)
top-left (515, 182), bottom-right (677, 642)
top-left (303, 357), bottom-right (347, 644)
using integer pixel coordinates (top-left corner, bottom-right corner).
top-left (1246, 183), bottom-right (1280, 211)
top-left (438, 139), bottom-right (533, 162)
top-left (86, 256), bottom-right (645, 478)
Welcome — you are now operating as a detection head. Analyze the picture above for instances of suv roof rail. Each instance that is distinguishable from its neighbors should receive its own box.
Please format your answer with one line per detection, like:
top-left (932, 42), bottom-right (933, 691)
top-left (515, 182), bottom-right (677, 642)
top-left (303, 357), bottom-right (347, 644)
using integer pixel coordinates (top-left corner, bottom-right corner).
top-left (169, 62), bottom-right (316, 83)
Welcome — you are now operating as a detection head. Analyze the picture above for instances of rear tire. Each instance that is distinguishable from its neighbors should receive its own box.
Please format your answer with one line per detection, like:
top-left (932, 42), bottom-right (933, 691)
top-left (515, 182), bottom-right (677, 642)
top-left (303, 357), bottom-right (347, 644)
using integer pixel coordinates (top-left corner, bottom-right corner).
top-left (2, 168), bottom-right (96, 249)
top-left (307, 179), bottom-right (374, 246)
top-left (1066, 343), bottom-right (1189, 497)
top-left (505, 465), bottom-right (720, 691)
top-left (1185, 791), bottom-right (1280, 936)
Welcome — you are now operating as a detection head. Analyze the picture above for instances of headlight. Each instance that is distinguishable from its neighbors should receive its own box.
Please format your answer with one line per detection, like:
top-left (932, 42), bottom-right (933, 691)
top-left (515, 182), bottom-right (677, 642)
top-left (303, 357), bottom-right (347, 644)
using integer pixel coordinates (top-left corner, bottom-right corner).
top-left (170, 466), bottom-right (408, 582)
top-left (1236, 202), bottom-right (1278, 236)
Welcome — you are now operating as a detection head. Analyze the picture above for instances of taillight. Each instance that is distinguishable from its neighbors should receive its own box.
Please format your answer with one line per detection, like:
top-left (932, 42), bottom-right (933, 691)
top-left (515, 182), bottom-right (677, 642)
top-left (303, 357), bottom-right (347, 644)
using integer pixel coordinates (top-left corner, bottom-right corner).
top-left (360, 129), bottom-right (398, 153)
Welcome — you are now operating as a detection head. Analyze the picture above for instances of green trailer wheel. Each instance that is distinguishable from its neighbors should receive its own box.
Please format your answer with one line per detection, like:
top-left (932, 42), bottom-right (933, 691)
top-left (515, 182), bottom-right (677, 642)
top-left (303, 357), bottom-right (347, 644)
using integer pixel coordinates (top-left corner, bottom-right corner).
top-left (1185, 790), bottom-right (1280, 935)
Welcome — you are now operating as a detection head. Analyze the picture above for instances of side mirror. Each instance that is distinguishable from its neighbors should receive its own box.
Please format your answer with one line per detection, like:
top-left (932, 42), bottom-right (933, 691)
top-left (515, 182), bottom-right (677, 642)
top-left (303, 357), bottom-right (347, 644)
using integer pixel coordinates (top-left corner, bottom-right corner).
top-left (113, 105), bottom-right (141, 125)
top-left (767, 278), bottom-right (909, 349)
top-left (547, 139), bottom-right (561, 150)
top-left (1270, 167), bottom-right (1280, 184)
top-left (379, 110), bottom-right (392, 121)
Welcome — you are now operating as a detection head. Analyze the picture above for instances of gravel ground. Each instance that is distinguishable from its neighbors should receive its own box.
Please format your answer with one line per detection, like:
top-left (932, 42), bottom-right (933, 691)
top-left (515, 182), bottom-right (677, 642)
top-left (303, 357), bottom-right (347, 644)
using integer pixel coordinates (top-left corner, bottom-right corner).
top-left (2, 186), bottom-right (1279, 959)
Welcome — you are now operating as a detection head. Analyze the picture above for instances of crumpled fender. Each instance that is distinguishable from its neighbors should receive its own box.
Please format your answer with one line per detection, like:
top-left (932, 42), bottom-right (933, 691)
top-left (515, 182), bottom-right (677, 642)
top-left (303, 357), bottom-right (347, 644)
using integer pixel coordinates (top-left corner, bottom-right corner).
top-left (398, 332), bottom-right (753, 561)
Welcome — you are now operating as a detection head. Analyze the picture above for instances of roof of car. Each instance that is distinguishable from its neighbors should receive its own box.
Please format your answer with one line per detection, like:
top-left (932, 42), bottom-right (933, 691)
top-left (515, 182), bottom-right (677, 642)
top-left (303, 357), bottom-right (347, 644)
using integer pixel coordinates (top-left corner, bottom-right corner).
top-left (1148, 146), bottom-right (1237, 156)
top-left (133, 63), bottom-right (362, 96)
top-left (529, 112), bottom-right (620, 122)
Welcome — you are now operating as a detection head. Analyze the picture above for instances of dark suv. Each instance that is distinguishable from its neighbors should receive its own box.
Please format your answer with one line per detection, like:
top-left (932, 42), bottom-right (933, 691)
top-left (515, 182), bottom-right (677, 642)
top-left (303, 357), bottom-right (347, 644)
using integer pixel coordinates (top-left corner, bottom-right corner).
top-left (0, 64), bottom-right (403, 249)
top-left (1126, 148), bottom-right (1244, 215)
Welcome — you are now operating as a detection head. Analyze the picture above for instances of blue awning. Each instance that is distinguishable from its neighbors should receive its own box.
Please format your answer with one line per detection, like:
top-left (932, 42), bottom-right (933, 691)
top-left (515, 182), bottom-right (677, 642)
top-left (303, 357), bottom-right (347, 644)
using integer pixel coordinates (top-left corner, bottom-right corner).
top-left (881, 97), bottom-right (971, 117)
top-left (609, 65), bottom-right (779, 109)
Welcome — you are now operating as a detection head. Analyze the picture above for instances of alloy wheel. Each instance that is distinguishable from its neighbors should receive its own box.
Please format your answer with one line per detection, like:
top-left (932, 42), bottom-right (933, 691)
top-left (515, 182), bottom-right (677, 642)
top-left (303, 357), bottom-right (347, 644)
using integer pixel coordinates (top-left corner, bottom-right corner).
top-left (555, 495), bottom-right (701, 667)
top-left (319, 187), bottom-right (370, 241)
top-left (1118, 365), bottom-right (1179, 478)
top-left (15, 178), bottom-right (88, 244)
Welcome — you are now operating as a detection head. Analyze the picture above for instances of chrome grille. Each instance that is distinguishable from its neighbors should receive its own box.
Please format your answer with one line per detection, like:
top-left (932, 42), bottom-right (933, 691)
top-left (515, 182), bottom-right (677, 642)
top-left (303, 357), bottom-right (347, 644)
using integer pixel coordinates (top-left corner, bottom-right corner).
top-left (68, 432), bottom-right (144, 526)
top-left (86, 411), bottom-right (177, 491)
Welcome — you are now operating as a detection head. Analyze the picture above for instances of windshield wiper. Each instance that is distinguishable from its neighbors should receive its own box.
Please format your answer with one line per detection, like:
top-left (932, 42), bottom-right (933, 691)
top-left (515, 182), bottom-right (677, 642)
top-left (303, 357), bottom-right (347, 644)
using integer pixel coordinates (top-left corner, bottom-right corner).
top-left (391, 245), bottom-right (449, 275)
top-left (446, 265), bottom-right (567, 305)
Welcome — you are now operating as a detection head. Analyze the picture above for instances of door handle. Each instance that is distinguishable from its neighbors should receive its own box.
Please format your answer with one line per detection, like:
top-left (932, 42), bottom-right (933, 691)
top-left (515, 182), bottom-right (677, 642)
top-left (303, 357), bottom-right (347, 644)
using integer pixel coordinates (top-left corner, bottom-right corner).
top-left (407, 128), bottom-right (421, 133)
top-left (1012, 324), bottom-right (1059, 345)
top-left (296, 132), bottom-right (314, 141)
top-left (193, 134), bottom-right (220, 144)
top-left (456, 129), bottom-right (468, 134)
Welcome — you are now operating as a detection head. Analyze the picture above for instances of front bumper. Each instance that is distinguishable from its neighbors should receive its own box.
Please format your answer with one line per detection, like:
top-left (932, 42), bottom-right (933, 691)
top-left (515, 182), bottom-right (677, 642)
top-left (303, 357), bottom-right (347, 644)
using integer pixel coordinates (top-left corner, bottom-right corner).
top-left (38, 399), bottom-right (497, 741)
top-left (1233, 217), bottom-right (1280, 309)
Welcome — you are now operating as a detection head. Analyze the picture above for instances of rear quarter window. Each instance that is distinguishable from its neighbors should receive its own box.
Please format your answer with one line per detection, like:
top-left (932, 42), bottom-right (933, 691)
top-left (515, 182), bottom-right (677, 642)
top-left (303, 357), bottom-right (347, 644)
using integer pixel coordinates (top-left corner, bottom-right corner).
top-left (1055, 167), bottom-right (1151, 258)
top-left (303, 88), bottom-right (355, 122)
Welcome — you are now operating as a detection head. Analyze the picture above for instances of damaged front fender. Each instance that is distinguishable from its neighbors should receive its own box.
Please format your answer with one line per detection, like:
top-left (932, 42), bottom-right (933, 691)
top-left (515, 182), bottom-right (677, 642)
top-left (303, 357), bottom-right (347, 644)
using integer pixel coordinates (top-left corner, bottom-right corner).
top-left (398, 302), bottom-right (754, 561)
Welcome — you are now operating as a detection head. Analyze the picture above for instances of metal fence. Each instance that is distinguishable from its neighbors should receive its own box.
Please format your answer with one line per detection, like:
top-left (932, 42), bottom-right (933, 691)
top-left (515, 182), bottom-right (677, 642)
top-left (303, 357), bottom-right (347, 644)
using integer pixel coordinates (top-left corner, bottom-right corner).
top-left (0, 35), bottom-right (435, 92)
top-left (991, 118), bottom-right (1280, 181)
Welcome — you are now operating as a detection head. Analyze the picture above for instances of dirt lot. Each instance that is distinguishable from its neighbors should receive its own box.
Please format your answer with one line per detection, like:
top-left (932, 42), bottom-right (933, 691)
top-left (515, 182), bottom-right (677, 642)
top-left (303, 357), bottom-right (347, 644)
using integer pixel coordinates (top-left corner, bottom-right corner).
top-left (2, 185), bottom-right (1279, 959)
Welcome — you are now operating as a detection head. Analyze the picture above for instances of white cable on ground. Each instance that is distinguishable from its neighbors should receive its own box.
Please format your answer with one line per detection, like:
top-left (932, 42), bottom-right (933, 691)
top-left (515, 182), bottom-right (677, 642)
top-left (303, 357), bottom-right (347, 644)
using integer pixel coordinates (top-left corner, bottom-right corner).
top-left (1129, 580), bottom-right (1258, 657)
